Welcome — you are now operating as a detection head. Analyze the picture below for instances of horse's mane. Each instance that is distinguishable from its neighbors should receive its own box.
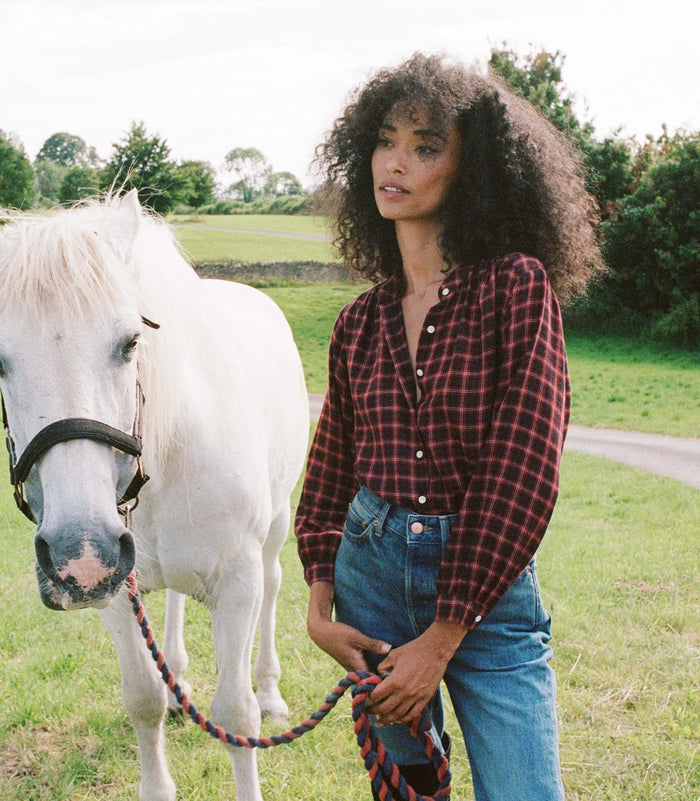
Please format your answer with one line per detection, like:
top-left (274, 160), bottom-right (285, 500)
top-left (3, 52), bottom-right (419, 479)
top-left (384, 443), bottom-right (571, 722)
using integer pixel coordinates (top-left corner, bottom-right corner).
top-left (0, 198), bottom-right (201, 464)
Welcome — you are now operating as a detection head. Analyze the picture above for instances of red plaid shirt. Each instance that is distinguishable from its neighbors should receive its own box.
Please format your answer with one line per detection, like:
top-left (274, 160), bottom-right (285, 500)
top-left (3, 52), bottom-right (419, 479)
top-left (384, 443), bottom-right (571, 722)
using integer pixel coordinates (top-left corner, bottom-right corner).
top-left (295, 253), bottom-right (570, 629)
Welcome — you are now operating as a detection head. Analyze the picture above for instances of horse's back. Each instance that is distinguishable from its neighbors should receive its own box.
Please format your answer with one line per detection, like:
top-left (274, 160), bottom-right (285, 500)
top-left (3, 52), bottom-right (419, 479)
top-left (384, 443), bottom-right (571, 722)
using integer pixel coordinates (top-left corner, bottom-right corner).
top-left (186, 278), bottom-right (309, 495)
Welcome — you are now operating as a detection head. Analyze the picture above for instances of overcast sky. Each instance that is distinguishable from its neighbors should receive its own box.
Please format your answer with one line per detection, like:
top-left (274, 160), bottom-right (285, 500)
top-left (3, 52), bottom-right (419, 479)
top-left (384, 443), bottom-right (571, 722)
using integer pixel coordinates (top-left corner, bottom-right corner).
top-left (2, 0), bottom-right (697, 188)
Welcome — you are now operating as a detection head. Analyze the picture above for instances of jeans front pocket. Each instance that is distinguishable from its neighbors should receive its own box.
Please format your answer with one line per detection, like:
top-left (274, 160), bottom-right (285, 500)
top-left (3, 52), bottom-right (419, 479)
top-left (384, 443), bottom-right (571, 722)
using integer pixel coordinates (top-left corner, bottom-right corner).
top-left (342, 502), bottom-right (373, 542)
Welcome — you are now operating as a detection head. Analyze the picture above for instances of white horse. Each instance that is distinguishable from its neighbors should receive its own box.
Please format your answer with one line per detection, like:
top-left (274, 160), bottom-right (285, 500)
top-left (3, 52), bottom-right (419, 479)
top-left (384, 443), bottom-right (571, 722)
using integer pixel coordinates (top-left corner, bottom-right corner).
top-left (0, 191), bottom-right (309, 801)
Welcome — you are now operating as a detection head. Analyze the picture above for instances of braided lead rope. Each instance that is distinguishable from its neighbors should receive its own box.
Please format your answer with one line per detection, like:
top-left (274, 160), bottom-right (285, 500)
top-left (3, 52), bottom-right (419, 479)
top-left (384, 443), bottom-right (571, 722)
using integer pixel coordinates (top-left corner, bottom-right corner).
top-left (125, 572), bottom-right (451, 800)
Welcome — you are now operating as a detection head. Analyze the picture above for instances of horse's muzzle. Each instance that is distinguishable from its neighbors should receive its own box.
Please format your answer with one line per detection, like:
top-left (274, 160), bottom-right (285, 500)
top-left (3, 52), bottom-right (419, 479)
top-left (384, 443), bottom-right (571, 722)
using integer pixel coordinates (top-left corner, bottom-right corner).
top-left (34, 526), bottom-right (135, 610)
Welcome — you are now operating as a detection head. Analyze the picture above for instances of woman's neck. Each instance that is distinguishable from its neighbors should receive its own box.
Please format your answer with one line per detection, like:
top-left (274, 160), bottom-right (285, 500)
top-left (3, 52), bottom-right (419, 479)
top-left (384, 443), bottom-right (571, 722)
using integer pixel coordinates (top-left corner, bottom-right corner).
top-left (395, 219), bottom-right (453, 297)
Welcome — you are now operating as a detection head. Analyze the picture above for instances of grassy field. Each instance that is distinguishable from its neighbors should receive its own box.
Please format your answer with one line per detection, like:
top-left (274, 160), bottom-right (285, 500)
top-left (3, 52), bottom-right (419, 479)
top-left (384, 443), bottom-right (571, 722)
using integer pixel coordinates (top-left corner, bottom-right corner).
top-left (262, 283), bottom-right (699, 437)
top-left (0, 451), bottom-right (697, 800)
top-left (171, 214), bottom-right (331, 236)
top-left (171, 214), bottom-right (337, 264)
top-left (172, 215), bottom-right (699, 436)
top-left (0, 228), bottom-right (697, 798)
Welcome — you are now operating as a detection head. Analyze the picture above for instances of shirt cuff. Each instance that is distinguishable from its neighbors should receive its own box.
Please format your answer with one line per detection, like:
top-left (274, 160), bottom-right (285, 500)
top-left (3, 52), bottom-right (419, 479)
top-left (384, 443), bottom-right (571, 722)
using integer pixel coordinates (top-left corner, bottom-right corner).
top-left (435, 596), bottom-right (489, 630)
top-left (303, 563), bottom-right (335, 587)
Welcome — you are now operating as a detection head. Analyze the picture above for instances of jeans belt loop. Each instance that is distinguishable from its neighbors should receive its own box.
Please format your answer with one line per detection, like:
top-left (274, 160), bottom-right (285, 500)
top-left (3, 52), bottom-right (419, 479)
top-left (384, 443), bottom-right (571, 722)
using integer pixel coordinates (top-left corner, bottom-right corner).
top-left (375, 501), bottom-right (391, 537)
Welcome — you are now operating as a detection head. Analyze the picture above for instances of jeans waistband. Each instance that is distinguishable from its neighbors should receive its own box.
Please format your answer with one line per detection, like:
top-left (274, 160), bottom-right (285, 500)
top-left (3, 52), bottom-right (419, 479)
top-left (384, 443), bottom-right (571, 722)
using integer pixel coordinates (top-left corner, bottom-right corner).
top-left (353, 485), bottom-right (457, 544)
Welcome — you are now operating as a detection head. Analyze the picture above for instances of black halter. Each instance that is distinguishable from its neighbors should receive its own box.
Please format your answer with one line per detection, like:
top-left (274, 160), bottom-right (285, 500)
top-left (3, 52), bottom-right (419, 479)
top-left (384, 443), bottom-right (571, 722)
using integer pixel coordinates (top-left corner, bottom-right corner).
top-left (2, 387), bottom-right (150, 524)
top-left (2, 316), bottom-right (158, 524)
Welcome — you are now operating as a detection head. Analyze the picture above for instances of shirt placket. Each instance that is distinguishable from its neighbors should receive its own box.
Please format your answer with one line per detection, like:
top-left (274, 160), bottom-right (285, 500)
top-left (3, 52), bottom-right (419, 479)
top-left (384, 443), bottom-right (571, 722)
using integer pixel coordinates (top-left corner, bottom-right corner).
top-left (413, 283), bottom-right (453, 509)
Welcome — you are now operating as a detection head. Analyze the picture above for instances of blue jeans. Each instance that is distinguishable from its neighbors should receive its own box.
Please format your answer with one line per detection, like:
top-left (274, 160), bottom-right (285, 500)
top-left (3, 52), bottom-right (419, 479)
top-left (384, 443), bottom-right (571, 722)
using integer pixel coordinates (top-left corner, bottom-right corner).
top-left (334, 486), bottom-right (565, 801)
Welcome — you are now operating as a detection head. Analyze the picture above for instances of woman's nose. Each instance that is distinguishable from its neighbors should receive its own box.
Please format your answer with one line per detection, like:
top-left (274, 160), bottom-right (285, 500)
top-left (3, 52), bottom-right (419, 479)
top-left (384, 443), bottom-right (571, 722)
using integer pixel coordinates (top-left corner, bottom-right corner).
top-left (386, 149), bottom-right (407, 174)
top-left (385, 147), bottom-right (406, 174)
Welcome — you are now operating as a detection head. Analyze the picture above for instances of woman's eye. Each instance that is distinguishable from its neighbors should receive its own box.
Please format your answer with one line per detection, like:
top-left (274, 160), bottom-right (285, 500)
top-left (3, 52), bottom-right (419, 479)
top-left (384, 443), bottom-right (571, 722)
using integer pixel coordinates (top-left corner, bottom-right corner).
top-left (418, 145), bottom-right (439, 156)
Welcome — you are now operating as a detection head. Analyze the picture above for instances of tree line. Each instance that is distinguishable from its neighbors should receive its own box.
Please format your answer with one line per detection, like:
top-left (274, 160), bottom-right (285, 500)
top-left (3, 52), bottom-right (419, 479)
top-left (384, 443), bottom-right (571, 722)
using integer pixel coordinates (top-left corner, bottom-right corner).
top-left (0, 46), bottom-right (697, 342)
top-left (487, 47), bottom-right (698, 344)
top-left (0, 122), bottom-right (309, 215)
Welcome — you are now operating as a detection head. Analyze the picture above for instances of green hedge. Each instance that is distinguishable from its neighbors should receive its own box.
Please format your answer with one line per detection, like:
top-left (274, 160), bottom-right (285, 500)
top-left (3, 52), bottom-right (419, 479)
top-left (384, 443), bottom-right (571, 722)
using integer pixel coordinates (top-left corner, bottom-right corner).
top-left (179, 195), bottom-right (314, 216)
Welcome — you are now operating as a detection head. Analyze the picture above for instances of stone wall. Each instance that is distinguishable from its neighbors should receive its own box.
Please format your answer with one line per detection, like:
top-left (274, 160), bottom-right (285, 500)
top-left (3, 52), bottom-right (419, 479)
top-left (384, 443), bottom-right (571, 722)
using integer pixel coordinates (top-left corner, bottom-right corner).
top-left (194, 260), bottom-right (359, 284)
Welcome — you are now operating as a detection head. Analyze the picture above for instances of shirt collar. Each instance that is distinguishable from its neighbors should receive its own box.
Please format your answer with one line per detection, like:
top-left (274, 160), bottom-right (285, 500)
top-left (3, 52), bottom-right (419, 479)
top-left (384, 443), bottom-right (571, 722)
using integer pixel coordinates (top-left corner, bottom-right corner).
top-left (376, 264), bottom-right (466, 307)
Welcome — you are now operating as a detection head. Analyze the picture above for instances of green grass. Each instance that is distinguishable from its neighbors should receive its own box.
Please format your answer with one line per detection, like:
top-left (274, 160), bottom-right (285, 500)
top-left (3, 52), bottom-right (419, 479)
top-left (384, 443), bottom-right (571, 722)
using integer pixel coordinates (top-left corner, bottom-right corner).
top-left (259, 283), bottom-right (700, 436)
top-left (175, 228), bottom-right (336, 264)
top-left (264, 284), bottom-right (367, 391)
top-left (0, 454), bottom-right (697, 799)
top-left (170, 214), bottom-right (336, 264)
top-left (170, 214), bottom-right (331, 236)
top-left (0, 282), bottom-right (697, 798)
top-left (169, 222), bottom-right (699, 436)
top-left (565, 335), bottom-right (699, 437)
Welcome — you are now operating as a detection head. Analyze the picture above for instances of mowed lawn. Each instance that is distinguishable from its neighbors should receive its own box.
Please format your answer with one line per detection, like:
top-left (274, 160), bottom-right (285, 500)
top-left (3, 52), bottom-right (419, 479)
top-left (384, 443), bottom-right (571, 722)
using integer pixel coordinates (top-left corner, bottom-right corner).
top-left (169, 218), bottom-right (698, 435)
top-left (171, 214), bottom-right (336, 264)
top-left (0, 227), bottom-right (697, 799)
top-left (262, 283), bottom-right (700, 438)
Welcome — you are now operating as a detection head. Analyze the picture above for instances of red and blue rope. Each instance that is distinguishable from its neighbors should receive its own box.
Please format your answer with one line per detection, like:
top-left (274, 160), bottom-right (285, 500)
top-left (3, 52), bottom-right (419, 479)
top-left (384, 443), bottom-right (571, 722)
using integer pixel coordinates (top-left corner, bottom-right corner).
top-left (125, 573), bottom-right (451, 800)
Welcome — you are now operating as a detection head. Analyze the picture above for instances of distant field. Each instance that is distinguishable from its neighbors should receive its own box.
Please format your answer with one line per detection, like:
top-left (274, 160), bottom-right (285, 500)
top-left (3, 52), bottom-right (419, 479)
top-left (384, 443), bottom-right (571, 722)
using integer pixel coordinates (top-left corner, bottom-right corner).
top-left (171, 213), bottom-right (331, 236)
top-left (167, 220), bottom-right (700, 436)
top-left (565, 335), bottom-right (700, 436)
top-left (171, 214), bottom-right (336, 263)
top-left (264, 284), bottom-right (700, 437)
top-left (0, 231), bottom-right (697, 798)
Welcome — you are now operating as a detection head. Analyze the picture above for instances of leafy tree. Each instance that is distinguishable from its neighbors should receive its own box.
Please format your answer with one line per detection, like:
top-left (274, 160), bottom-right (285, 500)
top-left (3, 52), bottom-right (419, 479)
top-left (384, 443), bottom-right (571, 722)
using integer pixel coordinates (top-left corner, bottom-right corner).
top-left (101, 122), bottom-right (184, 214)
top-left (34, 158), bottom-right (68, 205)
top-left (223, 147), bottom-right (270, 202)
top-left (0, 130), bottom-right (36, 208)
top-left (176, 160), bottom-right (216, 209)
top-left (59, 166), bottom-right (101, 205)
top-left (584, 134), bottom-right (635, 218)
top-left (489, 46), bottom-right (592, 148)
top-left (600, 131), bottom-right (700, 343)
top-left (266, 170), bottom-right (303, 197)
top-left (36, 132), bottom-right (99, 168)
top-left (490, 45), bottom-right (699, 343)
top-left (489, 45), bottom-right (632, 214)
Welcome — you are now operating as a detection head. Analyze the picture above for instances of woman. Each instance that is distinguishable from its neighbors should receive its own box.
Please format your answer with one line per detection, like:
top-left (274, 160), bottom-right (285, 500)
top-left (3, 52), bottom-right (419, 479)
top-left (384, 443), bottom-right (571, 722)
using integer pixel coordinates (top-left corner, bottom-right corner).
top-left (295, 53), bottom-right (601, 800)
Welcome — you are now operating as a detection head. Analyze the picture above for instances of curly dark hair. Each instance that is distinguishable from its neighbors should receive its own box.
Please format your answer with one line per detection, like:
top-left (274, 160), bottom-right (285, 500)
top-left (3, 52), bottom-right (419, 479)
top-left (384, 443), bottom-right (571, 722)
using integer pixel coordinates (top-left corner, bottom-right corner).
top-left (315, 52), bottom-right (603, 302)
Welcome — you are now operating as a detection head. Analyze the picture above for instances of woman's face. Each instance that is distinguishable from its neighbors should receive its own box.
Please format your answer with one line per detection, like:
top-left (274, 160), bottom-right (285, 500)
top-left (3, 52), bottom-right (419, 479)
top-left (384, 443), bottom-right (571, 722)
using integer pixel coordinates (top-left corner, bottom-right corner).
top-left (371, 103), bottom-right (461, 225)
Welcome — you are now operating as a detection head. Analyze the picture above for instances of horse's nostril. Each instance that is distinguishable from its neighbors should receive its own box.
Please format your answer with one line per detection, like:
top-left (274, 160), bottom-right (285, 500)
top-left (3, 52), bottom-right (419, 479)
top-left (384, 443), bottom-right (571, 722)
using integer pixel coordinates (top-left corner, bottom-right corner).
top-left (115, 530), bottom-right (136, 583)
top-left (34, 533), bottom-right (61, 584)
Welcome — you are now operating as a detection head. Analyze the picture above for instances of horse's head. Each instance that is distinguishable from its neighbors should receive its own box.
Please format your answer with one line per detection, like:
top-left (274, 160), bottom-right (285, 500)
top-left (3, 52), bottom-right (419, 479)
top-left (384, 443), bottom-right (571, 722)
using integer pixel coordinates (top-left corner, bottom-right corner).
top-left (0, 191), bottom-right (154, 610)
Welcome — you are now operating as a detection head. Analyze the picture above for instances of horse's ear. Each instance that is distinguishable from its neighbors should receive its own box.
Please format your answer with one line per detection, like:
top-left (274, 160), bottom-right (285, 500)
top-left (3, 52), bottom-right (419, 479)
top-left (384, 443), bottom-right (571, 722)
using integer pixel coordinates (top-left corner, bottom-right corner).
top-left (104, 189), bottom-right (141, 261)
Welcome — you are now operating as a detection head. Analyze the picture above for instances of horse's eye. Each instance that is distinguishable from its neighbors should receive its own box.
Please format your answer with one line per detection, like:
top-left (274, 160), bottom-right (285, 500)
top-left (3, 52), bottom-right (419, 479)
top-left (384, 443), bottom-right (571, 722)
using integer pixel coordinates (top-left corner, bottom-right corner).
top-left (121, 337), bottom-right (139, 361)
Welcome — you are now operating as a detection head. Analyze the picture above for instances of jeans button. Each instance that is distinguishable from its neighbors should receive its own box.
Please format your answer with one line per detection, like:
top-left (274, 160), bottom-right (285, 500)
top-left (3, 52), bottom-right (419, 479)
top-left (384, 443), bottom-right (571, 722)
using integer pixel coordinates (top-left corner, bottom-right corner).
top-left (410, 521), bottom-right (424, 534)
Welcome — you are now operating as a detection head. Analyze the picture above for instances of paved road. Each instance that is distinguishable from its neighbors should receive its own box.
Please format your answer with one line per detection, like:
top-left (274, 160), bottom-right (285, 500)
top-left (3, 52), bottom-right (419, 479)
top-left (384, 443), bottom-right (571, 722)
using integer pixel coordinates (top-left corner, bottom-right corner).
top-left (308, 394), bottom-right (700, 491)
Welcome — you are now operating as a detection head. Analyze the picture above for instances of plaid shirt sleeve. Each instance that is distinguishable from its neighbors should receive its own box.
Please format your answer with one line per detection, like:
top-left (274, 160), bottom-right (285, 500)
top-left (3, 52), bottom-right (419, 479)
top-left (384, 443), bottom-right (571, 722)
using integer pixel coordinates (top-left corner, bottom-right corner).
top-left (295, 308), bottom-right (358, 585)
top-left (435, 259), bottom-right (570, 628)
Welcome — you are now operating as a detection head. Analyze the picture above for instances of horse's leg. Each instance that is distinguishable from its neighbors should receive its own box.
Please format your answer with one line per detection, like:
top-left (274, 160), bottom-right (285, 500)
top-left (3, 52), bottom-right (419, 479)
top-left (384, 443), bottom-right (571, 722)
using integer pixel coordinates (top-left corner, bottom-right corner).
top-left (162, 589), bottom-right (191, 713)
top-left (99, 594), bottom-right (176, 801)
top-left (255, 505), bottom-right (289, 723)
top-left (210, 546), bottom-right (265, 801)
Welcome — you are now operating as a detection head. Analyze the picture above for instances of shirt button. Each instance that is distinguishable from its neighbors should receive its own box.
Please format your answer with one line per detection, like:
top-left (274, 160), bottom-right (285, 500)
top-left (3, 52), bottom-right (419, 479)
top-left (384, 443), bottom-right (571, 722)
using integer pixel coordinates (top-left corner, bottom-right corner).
top-left (441, 287), bottom-right (450, 296)
top-left (426, 325), bottom-right (435, 334)
top-left (475, 615), bottom-right (482, 623)
top-left (416, 450), bottom-right (424, 459)
top-left (416, 368), bottom-right (424, 377)
top-left (418, 495), bottom-right (427, 505)
top-left (410, 521), bottom-right (424, 534)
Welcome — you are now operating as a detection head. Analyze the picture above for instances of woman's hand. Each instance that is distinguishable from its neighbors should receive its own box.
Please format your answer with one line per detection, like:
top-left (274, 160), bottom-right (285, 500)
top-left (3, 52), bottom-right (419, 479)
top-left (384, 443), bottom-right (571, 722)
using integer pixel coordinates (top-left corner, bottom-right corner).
top-left (307, 581), bottom-right (391, 673)
top-left (368, 621), bottom-right (467, 725)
